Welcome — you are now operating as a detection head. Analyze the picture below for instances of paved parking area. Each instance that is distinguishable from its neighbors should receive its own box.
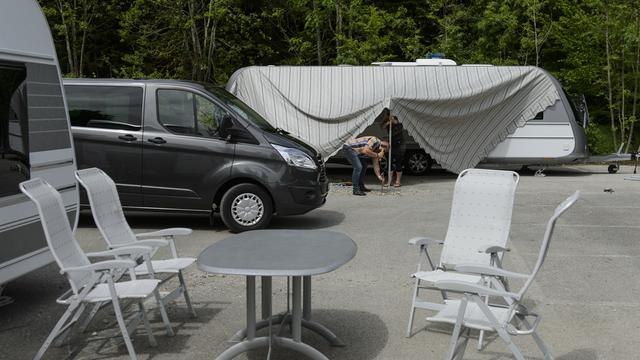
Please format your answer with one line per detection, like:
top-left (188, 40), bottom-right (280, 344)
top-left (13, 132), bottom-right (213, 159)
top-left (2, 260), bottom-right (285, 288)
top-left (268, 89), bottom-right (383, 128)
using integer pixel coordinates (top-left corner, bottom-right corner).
top-left (1, 165), bottom-right (638, 359)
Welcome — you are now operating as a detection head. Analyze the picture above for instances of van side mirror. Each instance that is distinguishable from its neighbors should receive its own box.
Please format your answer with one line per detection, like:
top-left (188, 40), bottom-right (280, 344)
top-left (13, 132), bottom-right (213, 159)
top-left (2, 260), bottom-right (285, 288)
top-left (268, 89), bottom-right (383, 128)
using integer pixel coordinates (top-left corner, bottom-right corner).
top-left (218, 114), bottom-right (257, 144)
top-left (218, 114), bottom-right (234, 137)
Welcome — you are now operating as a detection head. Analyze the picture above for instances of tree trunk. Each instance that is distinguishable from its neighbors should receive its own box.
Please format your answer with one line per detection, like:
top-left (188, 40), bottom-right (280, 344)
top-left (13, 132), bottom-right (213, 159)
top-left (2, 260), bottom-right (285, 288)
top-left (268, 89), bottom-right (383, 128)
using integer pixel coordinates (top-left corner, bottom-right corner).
top-left (57, 0), bottom-right (75, 75)
top-left (620, 34), bottom-right (626, 144)
top-left (605, 8), bottom-right (617, 149)
top-left (626, 11), bottom-right (640, 153)
top-left (335, 0), bottom-right (342, 58)
top-left (313, 0), bottom-right (322, 65)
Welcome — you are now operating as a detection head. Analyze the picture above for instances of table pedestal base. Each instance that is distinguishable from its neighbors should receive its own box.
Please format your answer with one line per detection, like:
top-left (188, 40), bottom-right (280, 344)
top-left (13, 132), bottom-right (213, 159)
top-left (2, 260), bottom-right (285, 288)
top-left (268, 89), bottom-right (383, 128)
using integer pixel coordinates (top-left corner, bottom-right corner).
top-left (230, 314), bottom-right (345, 347)
top-left (216, 336), bottom-right (329, 360)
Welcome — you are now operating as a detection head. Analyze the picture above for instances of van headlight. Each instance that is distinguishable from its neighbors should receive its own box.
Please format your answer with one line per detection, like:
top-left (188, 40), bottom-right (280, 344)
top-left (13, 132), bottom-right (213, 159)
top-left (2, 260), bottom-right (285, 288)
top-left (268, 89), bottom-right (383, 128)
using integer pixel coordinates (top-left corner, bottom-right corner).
top-left (271, 144), bottom-right (317, 170)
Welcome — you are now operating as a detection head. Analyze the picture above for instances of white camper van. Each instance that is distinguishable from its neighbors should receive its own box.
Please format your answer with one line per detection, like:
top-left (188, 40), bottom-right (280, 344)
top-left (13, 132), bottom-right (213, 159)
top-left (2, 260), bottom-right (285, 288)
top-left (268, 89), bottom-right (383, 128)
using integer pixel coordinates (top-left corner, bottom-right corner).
top-left (0, 0), bottom-right (78, 302)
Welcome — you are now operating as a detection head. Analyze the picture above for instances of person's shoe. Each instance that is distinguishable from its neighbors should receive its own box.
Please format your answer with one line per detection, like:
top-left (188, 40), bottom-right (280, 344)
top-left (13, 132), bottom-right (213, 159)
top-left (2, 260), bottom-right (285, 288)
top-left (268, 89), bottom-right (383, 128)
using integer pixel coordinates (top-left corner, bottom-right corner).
top-left (361, 186), bottom-right (372, 192)
top-left (353, 189), bottom-right (367, 196)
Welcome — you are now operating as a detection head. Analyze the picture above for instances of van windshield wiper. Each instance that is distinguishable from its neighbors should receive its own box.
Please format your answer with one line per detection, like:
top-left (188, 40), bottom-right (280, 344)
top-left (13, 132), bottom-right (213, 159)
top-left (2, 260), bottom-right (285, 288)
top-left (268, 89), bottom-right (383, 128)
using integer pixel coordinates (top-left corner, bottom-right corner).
top-left (275, 127), bottom-right (290, 135)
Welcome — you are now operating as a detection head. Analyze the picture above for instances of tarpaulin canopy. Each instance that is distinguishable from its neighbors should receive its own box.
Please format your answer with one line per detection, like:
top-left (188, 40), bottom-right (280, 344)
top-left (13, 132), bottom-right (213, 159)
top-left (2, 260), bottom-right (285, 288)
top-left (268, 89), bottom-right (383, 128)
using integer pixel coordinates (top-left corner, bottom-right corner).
top-left (226, 65), bottom-right (560, 173)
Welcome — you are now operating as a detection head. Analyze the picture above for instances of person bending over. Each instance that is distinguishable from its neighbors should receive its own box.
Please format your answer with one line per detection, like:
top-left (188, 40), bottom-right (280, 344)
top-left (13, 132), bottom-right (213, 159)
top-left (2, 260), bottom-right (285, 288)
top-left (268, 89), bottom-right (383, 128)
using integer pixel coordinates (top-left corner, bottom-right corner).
top-left (342, 136), bottom-right (388, 196)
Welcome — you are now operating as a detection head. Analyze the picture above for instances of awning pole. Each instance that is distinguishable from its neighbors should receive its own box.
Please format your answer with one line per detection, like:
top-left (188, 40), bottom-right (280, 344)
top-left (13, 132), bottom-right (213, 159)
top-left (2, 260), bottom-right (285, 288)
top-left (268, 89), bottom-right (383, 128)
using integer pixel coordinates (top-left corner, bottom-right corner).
top-left (388, 112), bottom-right (392, 189)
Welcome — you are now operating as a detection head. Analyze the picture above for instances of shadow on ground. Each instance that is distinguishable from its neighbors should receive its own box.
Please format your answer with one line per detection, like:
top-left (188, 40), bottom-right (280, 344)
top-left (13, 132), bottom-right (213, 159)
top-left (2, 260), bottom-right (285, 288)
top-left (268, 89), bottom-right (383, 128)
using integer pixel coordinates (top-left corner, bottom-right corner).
top-left (243, 309), bottom-right (388, 360)
top-left (270, 210), bottom-right (345, 230)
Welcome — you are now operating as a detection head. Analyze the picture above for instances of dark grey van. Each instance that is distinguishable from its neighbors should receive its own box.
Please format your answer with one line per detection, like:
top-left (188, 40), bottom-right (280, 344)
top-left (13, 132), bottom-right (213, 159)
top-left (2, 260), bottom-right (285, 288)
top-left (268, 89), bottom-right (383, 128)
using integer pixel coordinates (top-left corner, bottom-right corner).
top-left (63, 79), bottom-right (328, 232)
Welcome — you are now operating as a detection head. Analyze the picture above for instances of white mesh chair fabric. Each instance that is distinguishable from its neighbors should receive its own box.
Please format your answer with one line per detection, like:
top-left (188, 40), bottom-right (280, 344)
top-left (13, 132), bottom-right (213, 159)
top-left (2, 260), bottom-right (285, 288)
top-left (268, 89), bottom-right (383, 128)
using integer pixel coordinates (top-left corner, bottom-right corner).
top-left (20, 178), bottom-right (174, 360)
top-left (18, 178), bottom-right (93, 293)
top-left (427, 191), bottom-right (580, 360)
top-left (407, 169), bottom-right (519, 338)
top-left (75, 167), bottom-right (196, 317)
top-left (439, 169), bottom-right (519, 267)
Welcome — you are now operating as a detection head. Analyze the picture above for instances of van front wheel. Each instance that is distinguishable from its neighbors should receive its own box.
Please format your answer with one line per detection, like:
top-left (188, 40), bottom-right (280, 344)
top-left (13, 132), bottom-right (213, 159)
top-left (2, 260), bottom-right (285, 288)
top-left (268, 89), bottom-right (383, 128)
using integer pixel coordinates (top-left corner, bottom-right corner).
top-left (220, 184), bottom-right (273, 232)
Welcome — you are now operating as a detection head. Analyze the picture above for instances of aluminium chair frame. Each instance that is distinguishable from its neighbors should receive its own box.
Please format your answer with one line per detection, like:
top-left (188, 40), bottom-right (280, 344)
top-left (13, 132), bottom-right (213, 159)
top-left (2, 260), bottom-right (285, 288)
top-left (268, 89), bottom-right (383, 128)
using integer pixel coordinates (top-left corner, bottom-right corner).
top-left (429, 191), bottom-right (580, 360)
top-left (20, 178), bottom-right (174, 360)
top-left (75, 167), bottom-right (196, 318)
top-left (407, 168), bottom-right (519, 347)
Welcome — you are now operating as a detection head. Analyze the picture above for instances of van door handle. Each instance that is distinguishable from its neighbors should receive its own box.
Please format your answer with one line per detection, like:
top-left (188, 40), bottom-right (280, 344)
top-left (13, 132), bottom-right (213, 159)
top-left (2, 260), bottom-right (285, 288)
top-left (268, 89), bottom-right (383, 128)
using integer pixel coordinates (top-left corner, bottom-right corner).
top-left (118, 134), bottom-right (137, 142)
top-left (147, 137), bottom-right (167, 144)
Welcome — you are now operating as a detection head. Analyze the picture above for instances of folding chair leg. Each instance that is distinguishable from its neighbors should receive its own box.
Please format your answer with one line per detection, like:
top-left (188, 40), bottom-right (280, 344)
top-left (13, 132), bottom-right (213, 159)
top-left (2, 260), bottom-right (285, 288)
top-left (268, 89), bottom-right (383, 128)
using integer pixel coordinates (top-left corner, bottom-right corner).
top-left (531, 330), bottom-right (554, 360)
top-left (516, 316), bottom-right (553, 359)
top-left (406, 278), bottom-right (420, 337)
top-left (477, 294), bottom-right (490, 350)
top-left (474, 296), bottom-right (525, 360)
top-left (53, 303), bottom-right (86, 347)
top-left (178, 270), bottom-right (196, 318)
top-left (138, 300), bottom-right (157, 347)
top-left (153, 289), bottom-right (175, 336)
top-left (494, 326), bottom-right (526, 360)
top-left (445, 296), bottom-right (468, 360)
top-left (109, 284), bottom-right (138, 360)
top-left (78, 301), bottom-right (104, 333)
top-left (33, 302), bottom-right (80, 360)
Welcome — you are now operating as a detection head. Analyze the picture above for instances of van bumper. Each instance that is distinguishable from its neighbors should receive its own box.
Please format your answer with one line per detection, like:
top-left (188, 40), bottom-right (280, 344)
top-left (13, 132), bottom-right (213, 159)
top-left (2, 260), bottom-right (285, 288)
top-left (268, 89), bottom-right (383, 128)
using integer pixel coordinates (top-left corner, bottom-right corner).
top-left (271, 170), bottom-right (329, 216)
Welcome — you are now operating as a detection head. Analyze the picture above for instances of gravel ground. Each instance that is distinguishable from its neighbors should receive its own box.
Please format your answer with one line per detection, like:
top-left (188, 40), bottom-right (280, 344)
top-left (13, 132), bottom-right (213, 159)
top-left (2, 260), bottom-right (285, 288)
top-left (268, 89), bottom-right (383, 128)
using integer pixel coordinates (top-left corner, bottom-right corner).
top-left (1, 165), bottom-right (638, 360)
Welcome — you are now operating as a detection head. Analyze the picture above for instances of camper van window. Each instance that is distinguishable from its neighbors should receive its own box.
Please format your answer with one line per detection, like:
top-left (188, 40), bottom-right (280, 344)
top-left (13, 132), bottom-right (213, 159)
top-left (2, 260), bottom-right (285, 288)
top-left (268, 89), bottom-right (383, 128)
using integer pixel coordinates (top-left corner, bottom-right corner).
top-left (157, 89), bottom-right (224, 138)
top-left (0, 64), bottom-right (29, 197)
top-left (65, 85), bottom-right (143, 130)
top-left (204, 85), bottom-right (276, 132)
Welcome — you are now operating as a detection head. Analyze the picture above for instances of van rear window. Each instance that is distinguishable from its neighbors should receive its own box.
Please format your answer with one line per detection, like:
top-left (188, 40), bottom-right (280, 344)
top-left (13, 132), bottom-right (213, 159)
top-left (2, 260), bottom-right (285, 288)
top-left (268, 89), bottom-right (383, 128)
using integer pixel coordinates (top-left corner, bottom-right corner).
top-left (65, 85), bottom-right (143, 130)
top-left (0, 63), bottom-right (29, 197)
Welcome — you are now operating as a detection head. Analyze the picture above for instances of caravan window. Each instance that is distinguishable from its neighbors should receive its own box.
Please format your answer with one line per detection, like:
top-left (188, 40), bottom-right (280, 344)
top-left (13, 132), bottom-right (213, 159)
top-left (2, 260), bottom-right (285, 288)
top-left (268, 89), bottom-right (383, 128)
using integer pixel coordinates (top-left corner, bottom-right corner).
top-left (65, 85), bottom-right (143, 130)
top-left (0, 64), bottom-right (29, 197)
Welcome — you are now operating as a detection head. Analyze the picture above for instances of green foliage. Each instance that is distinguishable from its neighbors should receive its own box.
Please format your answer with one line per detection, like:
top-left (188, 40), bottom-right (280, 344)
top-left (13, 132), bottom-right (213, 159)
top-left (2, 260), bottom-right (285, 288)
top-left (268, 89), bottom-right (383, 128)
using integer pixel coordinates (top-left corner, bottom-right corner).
top-left (36, 0), bottom-right (640, 153)
top-left (585, 122), bottom-right (614, 155)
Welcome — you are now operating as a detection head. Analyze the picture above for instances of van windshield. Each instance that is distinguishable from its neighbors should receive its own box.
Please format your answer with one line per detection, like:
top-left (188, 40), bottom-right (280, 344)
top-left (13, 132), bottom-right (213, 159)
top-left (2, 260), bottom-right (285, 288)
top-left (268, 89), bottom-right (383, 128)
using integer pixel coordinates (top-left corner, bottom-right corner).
top-left (204, 85), bottom-right (275, 132)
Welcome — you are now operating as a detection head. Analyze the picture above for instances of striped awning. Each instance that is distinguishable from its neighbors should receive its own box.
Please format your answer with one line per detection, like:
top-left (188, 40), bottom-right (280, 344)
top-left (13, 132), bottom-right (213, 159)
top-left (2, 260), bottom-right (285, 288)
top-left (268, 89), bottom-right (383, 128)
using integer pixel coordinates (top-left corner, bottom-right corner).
top-left (226, 65), bottom-right (560, 173)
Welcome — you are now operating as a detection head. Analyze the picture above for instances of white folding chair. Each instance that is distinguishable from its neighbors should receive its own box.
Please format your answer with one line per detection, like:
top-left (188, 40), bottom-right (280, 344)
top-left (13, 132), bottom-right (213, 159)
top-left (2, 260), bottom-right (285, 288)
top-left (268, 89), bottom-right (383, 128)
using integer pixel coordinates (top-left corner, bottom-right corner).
top-left (428, 191), bottom-right (580, 360)
top-left (75, 167), bottom-right (196, 317)
top-left (20, 178), bottom-right (174, 360)
top-left (407, 169), bottom-right (519, 342)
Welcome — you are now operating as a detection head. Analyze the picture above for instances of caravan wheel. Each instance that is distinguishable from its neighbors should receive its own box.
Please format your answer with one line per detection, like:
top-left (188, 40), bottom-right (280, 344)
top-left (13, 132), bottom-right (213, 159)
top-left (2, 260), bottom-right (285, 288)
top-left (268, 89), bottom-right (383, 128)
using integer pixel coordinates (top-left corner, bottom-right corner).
top-left (405, 151), bottom-right (431, 175)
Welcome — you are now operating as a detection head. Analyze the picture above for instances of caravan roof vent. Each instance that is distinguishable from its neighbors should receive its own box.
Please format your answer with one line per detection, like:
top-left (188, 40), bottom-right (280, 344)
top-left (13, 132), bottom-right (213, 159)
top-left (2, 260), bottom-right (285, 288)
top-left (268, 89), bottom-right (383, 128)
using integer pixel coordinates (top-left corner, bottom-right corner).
top-left (415, 58), bottom-right (457, 66)
top-left (371, 58), bottom-right (457, 67)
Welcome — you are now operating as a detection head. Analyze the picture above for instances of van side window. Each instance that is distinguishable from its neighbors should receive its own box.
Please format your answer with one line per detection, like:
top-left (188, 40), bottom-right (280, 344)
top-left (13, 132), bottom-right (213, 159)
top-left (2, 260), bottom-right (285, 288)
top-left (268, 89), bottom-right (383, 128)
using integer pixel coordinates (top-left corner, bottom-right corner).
top-left (0, 64), bottom-right (29, 197)
top-left (157, 89), bottom-right (224, 138)
top-left (65, 85), bottom-right (143, 130)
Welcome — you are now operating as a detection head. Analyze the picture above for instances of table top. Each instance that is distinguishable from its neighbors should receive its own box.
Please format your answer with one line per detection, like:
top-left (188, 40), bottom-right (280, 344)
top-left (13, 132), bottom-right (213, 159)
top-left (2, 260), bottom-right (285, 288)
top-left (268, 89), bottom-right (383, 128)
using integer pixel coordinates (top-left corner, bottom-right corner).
top-left (197, 230), bottom-right (357, 276)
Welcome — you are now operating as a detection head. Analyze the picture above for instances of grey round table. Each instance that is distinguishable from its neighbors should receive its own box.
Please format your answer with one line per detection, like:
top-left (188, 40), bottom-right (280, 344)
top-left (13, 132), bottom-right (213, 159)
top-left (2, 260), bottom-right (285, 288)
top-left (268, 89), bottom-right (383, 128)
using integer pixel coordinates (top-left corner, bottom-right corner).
top-left (197, 229), bottom-right (357, 360)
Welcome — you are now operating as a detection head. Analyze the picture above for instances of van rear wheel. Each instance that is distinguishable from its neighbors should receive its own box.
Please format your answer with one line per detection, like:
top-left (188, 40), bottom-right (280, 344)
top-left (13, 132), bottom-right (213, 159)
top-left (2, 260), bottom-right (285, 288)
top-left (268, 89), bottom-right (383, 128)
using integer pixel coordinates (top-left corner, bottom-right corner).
top-left (220, 184), bottom-right (273, 232)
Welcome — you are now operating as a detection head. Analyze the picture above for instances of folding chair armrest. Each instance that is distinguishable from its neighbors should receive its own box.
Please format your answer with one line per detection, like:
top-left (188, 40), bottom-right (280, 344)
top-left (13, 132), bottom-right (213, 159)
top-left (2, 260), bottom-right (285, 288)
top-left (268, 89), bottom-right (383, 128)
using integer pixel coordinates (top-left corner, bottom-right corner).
top-left (110, 239), bottom-right (169, 249)
top-left (86, 245), bottom-right (153, 258)
top-left (478, 245), bottom-right (510, 254)
top-left (62, 260), bottom-right (137, 274)
top-left (434, 280), bottom-right (520, 300)
top-left (408, 236), bottom-right (444, 247)
top-left (136, 227), bottom-right (192, 238)
top-left (453, 264), bottom-right (529, 279)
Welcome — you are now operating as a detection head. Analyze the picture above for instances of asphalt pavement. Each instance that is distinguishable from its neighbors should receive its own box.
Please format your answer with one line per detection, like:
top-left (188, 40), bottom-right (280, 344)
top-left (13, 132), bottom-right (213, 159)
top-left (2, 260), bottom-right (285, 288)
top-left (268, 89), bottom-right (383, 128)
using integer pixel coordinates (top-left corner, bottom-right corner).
top-left (1, 165), bottom-right (637, 360)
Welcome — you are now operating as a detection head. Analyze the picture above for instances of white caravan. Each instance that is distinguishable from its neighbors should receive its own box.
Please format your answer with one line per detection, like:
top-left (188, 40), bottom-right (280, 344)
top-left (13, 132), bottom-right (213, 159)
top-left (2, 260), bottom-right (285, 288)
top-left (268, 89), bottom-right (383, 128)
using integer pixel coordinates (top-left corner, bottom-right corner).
top-left (369, 59), bottom-right (590, 174)
top-left (0, 0), bottom-right (78, 303)
top-left (227, 64), bottom-right (593, 175)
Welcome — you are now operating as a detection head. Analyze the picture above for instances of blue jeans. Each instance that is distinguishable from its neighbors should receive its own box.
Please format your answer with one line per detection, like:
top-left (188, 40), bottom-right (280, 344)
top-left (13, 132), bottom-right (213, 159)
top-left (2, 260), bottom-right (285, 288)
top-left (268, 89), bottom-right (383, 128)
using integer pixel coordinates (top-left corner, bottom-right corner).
top-left (342, 144), bottom-right (367, 191)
